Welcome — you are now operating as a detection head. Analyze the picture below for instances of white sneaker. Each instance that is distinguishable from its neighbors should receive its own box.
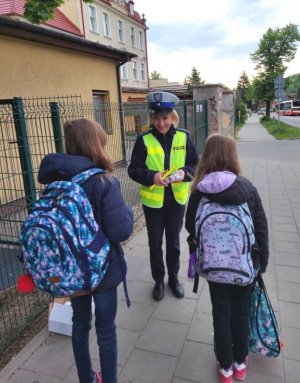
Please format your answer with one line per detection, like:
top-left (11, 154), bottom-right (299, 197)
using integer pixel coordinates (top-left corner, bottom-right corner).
top-left (218, 366), bottom-right (233, 383)
top-left (233, 357), bottom-right (248, 381)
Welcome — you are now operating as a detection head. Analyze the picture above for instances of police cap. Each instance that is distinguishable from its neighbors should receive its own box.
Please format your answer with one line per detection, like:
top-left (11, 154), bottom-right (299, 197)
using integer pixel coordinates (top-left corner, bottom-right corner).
top-left (147, 91), bottom-right (179, 116)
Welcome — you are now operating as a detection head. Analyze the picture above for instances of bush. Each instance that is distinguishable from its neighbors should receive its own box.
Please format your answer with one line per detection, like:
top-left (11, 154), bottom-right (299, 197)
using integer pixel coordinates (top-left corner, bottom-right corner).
top-left (235, 101), bottom-right (248, 125)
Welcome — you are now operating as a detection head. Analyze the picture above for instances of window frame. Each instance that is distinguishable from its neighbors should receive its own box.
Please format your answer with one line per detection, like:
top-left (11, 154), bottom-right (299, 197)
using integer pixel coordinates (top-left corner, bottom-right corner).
top-left (140, 62), bottom-right (146, 81)
top-left (132, 61), bottom-right (138, 81)
top-left (120, 63), bottom-right (128, 80)
top-left (130, 26), bottom-right (136, 47)
top-left (88, 5), bottom-right (98, 33)
top-left (102, 11), bottom-right (111, 37)
top-left (117, 19), bottom-right (125, 43)
top-left (138, 31), bottom-right (144, 50)
top-left (92, 92), bottom-right (113, 135)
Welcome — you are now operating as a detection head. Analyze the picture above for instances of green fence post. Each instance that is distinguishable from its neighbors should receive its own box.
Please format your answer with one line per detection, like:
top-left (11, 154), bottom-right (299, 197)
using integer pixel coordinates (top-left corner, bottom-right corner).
top-left (50, 102), bottom-right (63, 153)
top-left (183, 100), bottom-right (188, 130)
top-left (12, 97), bottom-right (36, 211)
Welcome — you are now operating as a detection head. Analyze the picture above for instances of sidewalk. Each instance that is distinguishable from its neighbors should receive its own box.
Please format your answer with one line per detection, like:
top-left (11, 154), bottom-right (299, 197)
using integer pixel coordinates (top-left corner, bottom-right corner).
top-left (1, 115), bottom-right (300, 383)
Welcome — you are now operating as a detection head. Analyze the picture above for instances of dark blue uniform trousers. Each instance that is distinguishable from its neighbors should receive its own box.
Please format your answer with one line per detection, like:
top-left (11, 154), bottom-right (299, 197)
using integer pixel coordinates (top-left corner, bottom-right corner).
top-left (143, 196), bottom-right (185, 283)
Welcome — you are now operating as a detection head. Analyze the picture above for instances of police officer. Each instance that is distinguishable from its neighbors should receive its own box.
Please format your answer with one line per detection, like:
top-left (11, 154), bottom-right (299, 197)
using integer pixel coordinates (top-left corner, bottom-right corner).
top-left (128, 91), bottom-right (198, 301)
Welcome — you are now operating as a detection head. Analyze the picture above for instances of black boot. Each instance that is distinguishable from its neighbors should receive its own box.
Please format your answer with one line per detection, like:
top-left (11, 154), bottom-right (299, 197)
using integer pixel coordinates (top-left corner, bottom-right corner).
top-left (152, 282), bottom-right (164, 301)
top-left (168, 278), bottom-right (184, 298)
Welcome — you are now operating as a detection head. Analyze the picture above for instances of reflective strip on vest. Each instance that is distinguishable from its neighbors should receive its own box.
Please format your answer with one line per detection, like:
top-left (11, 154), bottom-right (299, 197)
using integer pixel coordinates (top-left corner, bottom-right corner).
top-left (140, 131), bottom-right (189, 207)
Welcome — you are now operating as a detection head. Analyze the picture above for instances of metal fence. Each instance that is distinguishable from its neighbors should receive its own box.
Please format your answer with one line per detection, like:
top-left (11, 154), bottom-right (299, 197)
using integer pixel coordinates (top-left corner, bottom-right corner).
top-left (0, 95), bottom-right (192, 357)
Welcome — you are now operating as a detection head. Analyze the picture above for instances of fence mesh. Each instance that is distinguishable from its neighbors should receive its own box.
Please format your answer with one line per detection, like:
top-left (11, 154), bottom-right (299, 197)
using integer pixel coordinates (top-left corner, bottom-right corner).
top-left (0, 96), bottom-right (151, 356)
top-left (0, 95), bottom-right (196, 358)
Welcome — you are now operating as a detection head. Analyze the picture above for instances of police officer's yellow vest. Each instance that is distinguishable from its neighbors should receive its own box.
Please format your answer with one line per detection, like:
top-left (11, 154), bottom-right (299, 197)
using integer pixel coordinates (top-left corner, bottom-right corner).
top-left (140, 130), bottom-right (189, 208)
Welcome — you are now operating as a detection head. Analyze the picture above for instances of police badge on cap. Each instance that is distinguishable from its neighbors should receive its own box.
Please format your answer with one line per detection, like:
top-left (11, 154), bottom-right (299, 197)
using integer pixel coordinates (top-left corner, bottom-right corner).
top-left (147, 91), bottom-right (179, 116)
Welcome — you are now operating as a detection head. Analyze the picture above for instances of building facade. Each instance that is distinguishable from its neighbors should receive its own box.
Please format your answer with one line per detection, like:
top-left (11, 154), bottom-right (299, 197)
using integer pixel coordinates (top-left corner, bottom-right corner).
top-left (81, 0), bottom-right (149, 101)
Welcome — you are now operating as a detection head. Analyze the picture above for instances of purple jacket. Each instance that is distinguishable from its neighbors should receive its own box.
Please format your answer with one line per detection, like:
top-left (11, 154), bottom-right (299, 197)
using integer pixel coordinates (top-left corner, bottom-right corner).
top-left (185, 171), bottom-right (269, 272)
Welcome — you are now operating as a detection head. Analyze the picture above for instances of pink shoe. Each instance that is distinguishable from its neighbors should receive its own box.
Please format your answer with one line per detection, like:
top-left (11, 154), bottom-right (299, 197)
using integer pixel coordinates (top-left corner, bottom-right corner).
top-left (233, 357), bottom-right (248, 381)
top-left (218, 366), bottom-right (233, 383)
top-left (94, 372), bottom-right (103, 383)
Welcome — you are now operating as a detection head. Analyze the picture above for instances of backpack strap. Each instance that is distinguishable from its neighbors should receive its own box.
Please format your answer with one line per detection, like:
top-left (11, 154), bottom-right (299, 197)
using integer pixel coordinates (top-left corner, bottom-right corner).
top-left (72, 168), bottom-right (106, 184)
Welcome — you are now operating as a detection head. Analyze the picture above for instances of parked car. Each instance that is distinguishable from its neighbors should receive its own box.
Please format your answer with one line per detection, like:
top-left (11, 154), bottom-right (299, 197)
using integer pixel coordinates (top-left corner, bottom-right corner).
top-left (257, 108), bottom-right (266, 115)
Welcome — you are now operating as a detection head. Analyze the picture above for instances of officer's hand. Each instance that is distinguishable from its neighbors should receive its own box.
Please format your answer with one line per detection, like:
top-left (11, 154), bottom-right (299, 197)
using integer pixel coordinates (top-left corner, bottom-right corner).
top-left (165, 169), bottom-right (185, 183)
top-left (153, 172), bottom-right (168, 187)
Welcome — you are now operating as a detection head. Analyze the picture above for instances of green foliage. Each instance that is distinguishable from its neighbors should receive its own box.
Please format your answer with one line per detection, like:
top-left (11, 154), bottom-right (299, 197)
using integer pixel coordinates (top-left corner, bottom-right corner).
top-left (236, 71), bottom-right (251, 105)
top-left (260, 115), bottom-right (269, 122)
top-left (251, 23), bottom-right (300, 74)
top-left (285, 73), bottom-right (300, 98)
top-left (150, 70), bottom-right (162, 80)
top-left (261, 118), bottom-right (300, 140)
top-left (250, 23), bottom-right (300, 117)
top-left (233, 101), bottom-right (248, 138)
top-left (24, 0), bottom-right (93, 24)
top-left (184, 67), bottom-right (205, 87)
top-left (235, 100), bottom-right (248, 124)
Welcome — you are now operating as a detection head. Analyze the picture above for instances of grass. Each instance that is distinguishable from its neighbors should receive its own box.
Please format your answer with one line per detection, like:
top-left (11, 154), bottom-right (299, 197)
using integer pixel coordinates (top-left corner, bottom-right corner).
top-left (234, 120), bottom-right (246, 139)
top-left (260, 118), bottom-right (300, 140)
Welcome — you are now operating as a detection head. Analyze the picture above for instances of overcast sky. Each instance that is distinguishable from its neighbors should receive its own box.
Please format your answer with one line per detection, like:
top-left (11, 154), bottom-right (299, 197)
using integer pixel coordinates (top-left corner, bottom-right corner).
top-left (133, 0), bottom-right (300, 89)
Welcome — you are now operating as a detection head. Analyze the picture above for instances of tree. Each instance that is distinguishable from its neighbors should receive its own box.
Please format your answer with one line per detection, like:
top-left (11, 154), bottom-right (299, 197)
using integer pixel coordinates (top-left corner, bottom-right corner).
top-left (250, 23), bottom-right (300, 118)
top-left (251, 74), bottom-right (275, 109)
top-left (184, 67), bottom-right (205, 87)
top-left (150, 70), bottom-right (162, 80)
top-left (24, 0), bottom-right (93, 24)
top-left (285, 73), bottom-right (300, 98)
top-left (236, 71), bottom-right (251, 106)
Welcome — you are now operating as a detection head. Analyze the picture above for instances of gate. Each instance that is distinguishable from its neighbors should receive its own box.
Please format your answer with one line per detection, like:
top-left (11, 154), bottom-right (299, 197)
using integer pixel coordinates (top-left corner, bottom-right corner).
top-left (194, 100), bottom-right (209, 154)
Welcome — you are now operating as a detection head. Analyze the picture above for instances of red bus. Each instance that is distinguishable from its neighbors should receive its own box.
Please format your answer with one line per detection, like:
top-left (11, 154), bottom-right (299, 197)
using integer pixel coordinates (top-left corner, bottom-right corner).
top-left (277, 100), bottom-right (300, 116)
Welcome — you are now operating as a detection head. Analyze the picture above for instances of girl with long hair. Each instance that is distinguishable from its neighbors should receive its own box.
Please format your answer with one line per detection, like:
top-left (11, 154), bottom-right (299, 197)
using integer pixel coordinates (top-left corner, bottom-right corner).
top-left (185, 134), bottom-right (269, 383)
top-left (38, 118), bottom-right (133, 383)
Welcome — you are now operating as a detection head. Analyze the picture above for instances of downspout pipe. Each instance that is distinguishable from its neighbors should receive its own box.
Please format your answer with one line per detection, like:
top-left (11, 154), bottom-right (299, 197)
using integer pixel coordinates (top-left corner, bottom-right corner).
top-left (80, 0), bottom-right (86, 38)
top-left (116, 55), bottom-right (131, 161)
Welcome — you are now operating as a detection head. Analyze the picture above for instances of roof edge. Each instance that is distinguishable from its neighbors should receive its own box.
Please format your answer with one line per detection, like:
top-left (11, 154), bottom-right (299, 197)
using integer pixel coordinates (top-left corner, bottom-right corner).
top-left (0, 16), bottom-right (137, 62)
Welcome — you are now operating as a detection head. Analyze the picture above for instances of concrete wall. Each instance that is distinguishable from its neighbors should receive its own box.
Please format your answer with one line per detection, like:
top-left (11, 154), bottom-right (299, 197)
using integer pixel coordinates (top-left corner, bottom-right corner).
top-left (193, 84), bottom-right (234, 136)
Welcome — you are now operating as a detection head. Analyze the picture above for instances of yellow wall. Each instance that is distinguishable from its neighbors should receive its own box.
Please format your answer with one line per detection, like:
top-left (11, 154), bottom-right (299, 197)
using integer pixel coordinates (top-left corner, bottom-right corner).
top-left (0, 36), bottom-right (119, 102)
top-left (0, 35), bottom-right (125, 206)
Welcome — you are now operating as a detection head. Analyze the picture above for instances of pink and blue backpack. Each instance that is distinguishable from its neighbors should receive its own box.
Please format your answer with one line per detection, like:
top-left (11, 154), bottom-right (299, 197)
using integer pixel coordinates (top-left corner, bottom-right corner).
top-left (19, 168), bottom-right (110, 297)
top-left (193, 197), bottom-right (256, 291)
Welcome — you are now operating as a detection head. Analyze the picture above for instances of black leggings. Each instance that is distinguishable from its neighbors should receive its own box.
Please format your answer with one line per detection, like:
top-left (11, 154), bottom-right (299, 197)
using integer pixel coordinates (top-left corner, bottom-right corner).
top-left (208, 281), bottom-right (252, 370)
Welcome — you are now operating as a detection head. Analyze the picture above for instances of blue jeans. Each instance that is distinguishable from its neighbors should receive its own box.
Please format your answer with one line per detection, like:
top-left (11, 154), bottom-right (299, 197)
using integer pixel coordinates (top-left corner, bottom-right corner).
top-left (71, 286), bottom-right (117, 383)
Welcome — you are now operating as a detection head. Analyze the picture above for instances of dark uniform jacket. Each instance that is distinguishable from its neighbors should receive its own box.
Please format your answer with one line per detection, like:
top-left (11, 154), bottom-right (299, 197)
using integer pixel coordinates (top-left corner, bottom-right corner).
top-left (38, 153), bottom-right (134, 291)
top-left (128, 125), bottom-right (199, 201)
top-left (185, 174), bottom-right (269, 272)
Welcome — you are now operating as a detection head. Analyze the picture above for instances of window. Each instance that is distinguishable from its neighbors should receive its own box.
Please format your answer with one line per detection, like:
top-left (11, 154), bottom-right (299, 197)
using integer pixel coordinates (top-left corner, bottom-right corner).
top-left (117, 20), bottom-right (125, 43)
top-left (133, 61), bottom-right (138, 81)
top-left (141, 63), bottom-right (146, 81)
top-left (102, 12), bottom-right (110, 37)
top-left (130, 26), bottom-right (136, 47)
top-left (138, 31), bottom-right (144, 49)
top-left (93, 92), bottom-right (112, 134)
top-left (88, 5), bottom-right (98, 33)
top-left (120, 63), bottom-right (128, 79)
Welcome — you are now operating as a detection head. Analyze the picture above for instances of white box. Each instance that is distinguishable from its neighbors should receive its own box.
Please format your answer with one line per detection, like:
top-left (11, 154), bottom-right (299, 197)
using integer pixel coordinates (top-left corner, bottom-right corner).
top-left (48, 297), bottom-right (95, 337)
top-left (48, 298), bottom-right (73, 336)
